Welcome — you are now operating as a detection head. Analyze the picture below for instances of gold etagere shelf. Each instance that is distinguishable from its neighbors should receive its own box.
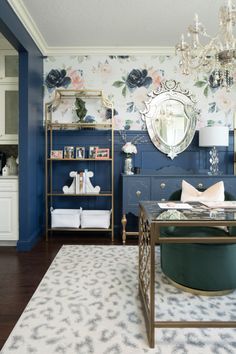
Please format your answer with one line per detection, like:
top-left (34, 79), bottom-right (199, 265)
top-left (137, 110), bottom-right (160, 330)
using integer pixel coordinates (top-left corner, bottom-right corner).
top-left (45, 89), bottom-right (114, 241)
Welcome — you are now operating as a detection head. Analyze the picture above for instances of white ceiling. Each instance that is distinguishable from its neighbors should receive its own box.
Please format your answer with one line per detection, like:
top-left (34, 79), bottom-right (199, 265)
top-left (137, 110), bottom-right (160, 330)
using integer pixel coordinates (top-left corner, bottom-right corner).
top-left (6, 0), bottom-right (226, 54)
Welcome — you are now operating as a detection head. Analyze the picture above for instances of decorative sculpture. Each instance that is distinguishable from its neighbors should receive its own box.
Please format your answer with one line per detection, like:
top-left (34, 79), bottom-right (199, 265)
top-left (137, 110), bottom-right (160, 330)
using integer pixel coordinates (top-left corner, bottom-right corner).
top-left (62, 170), bottom-right (101, 194)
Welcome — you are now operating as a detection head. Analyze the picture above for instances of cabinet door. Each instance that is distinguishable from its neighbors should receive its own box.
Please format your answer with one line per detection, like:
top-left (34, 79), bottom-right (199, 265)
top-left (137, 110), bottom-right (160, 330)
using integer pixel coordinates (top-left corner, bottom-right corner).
top-left (0, 54), bottom-right (18, 82)
top-left (0, 83), bottom-right (18, 144)
top-left (122, 176), bottom-right (151, 216)
top-left (0, 191), bottom-right (18, 241)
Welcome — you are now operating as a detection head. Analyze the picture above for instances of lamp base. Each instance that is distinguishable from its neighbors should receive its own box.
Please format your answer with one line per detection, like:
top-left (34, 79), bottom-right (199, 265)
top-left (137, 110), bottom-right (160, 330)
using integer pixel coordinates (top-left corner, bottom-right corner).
top-left (208, 146), bottom-right (220, 175)
top-left (207, 171), bottom-right (223, 176)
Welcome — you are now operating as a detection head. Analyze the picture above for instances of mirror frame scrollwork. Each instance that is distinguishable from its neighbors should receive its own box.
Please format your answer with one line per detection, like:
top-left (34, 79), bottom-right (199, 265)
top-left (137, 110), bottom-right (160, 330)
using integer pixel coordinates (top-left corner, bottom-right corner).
top-left (141, 80), bottom-right (199, 159)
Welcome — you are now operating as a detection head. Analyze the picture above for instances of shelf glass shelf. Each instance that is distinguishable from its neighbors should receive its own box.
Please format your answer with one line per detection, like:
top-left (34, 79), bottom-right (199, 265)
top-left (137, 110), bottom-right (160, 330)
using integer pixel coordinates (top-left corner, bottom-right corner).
top-left (47, 122), bottom-right (112, 130)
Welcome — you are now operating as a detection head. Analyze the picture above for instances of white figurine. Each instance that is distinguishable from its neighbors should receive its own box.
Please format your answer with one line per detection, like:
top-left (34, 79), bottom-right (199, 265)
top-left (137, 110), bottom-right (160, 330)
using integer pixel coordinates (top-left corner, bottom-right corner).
top-left (76, 170), bottom-right (100, 194)
top-left (62, 170), bottom-right (100, 194)
top-left (2, 165), bottom-right (10, 176)
top-left (62, 171), bottom-right (77, 194)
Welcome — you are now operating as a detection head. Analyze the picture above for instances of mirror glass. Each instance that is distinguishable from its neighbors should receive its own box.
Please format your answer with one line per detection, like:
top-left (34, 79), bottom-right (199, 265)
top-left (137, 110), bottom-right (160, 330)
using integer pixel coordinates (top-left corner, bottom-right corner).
top-left (141, 80), bottom-right (198, 159)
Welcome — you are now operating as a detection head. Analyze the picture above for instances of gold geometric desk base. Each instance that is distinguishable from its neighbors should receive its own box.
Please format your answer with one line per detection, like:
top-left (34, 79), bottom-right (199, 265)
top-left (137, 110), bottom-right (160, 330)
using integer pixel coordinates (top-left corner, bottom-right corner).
top-left (139, 206), bottom-right (236, 348)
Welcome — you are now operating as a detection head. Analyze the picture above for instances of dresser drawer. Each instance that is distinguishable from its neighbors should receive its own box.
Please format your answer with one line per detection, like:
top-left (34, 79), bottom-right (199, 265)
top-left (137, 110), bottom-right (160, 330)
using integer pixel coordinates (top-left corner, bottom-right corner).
top-left (151, 177), bottom-right (182, 200)
top-left (0, 178), bottom-right (18, 192)
top-left (122, 176), bottom-right (151, 215)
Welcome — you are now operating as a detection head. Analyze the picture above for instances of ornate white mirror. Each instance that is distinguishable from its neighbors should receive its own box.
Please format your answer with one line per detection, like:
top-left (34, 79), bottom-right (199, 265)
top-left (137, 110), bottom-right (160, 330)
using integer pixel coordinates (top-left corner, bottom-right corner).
top-left (141, 80), bottom-right (199, 159)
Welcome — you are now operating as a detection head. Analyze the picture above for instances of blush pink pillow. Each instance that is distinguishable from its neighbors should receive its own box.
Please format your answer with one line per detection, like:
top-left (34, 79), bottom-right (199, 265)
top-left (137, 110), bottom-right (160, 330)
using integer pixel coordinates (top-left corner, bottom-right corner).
top-left (181, 180), bottom-right (225, 203)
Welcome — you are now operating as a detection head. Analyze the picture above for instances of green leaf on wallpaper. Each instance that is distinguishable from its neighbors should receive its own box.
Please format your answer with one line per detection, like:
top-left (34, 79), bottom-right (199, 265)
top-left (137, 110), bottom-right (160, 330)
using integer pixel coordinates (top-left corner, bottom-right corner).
top-left (113, 81), bottom-right (125, 88)
top-left (207, 120), bottom-right (215, 126)
top-left (203, 85), bottom-right (209, 97)
top-left (194, 81), bottom-right (206, 87)
top-left (122, 86), bottom-right (127, 97)
top-left (126, 119), bottom-right (133, 126)
top-left (208, 102), bottom-right (216, 113)
top-left (159, 56), bottom-right (165, 63)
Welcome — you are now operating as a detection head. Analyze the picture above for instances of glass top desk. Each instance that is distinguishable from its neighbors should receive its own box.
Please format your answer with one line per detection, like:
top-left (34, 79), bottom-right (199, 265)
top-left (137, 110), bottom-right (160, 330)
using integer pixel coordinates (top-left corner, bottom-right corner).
top-left (138, 200), bottom-right (236, 348)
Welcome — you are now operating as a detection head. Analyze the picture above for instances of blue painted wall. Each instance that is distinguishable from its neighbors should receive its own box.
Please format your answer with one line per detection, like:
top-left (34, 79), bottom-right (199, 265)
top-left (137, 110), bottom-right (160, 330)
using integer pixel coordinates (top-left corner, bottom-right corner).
top-left (0, 0), bottom-right (44, 250)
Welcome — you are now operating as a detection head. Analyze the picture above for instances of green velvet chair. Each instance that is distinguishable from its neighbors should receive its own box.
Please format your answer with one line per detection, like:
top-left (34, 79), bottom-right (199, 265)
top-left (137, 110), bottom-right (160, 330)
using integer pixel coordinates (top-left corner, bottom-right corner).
top-left (160, 190), bottom-right (236, 293)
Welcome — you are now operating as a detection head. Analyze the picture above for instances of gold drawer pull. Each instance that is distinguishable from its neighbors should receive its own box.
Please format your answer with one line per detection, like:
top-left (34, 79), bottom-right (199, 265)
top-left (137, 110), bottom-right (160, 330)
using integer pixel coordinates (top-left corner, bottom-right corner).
top-left (136, 190), bottom-right (141, 197)
top-left (160, 183), bottom-right (166, 189)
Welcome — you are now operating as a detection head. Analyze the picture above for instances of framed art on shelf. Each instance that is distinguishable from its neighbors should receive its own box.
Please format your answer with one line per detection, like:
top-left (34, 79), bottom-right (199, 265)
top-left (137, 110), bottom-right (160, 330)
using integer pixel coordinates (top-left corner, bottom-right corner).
top-left (95, 148), bottom-right (110, 159)
top-left (89, 146), bottom-right (99, 158)
top-left (76, 147), bottom-right (85, 159)
top-left (64, 146), bottom-right (74, 159)
top-left (50, 150), bottom-right (63, 159)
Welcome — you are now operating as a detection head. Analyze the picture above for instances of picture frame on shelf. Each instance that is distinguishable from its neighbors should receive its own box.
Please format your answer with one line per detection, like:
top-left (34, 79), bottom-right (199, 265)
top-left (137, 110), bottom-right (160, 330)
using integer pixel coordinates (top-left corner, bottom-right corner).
top-left (76, 146), bottom-right (85, 159)
top-left (64, 146), bottom-right (74, 159)
top-left (95, 148), bottom-right (110, 159)
top-left (89, 146), bottom-right (99, 158)
top-left (50, 150), bottom-right (63, 159)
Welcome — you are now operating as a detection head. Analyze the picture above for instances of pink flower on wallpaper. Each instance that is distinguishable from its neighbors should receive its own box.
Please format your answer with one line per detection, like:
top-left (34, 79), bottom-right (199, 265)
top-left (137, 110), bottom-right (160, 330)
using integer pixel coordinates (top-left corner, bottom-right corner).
top-left (132, 86), bottom-right (148, 110)
top-left (114, 115), bottom-right (123, 130)
top-left (67, 70), bottom-right (84, 89)
top-left (149, 69), bottom-right (164, 87)
top-left (214, 88), bottom-right (235, 112)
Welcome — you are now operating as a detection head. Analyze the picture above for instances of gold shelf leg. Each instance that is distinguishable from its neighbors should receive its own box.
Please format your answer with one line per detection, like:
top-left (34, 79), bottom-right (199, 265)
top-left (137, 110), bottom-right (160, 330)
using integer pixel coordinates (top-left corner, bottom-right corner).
top-left (121, 213), bottom-right (127, 244)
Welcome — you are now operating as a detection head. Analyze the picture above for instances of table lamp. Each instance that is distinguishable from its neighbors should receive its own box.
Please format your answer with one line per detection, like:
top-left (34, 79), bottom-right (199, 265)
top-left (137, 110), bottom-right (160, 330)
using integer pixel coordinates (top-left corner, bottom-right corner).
top-left (199, 126), bottom-right (229, 175)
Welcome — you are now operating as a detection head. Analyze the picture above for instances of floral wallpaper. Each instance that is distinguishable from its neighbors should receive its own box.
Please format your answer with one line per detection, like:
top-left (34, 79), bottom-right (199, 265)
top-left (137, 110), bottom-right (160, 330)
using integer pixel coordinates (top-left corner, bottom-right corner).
top-left (44, 55), bottom-right (236, 130)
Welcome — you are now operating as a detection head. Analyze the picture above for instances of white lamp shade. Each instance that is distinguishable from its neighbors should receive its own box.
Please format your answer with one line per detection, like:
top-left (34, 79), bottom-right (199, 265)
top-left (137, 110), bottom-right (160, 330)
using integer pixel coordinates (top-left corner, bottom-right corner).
top-left (199, 126), bottom-right (229, 147)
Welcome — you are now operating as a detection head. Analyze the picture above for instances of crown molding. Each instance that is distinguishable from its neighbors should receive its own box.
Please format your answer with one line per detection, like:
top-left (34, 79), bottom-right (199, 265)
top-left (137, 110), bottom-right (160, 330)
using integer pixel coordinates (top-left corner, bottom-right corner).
top-left (7, 0), bottom-right (175, 57)
top-left (46, 46), bottom-right (175, 56)
top-left (7, 0), bottom-right (47, 54)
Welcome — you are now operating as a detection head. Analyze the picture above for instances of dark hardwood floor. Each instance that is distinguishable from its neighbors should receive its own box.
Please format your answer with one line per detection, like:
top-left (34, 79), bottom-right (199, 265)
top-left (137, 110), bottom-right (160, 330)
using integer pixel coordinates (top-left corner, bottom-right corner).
top-left (0, 233), bottom-right (138, 349)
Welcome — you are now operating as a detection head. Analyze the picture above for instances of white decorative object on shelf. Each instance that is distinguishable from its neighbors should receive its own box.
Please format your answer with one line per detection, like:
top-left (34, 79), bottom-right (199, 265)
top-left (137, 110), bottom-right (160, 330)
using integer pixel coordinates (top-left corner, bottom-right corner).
top-left (122, 142), bottom-right (137, 155)
top-left (6, 156), bottom-right (18, 175)
top-left (76, 170), bottom-right (100, 194)
top-left (2, 165), bottom-right (9, 176)
top-left (51, 208), bottom-right (82, 228)
top-left (62, 171), bottom-right (77, 194)
top-left (62, 170), bottom-right (100, 194)
top-left (81, 210), bottom-right (111, 229)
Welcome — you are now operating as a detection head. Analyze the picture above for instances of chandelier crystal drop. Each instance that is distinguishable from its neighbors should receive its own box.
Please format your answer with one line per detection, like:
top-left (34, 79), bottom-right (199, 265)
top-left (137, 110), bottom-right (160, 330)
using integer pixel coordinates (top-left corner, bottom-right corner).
top-left (175, 0), bottom-right (236, 90)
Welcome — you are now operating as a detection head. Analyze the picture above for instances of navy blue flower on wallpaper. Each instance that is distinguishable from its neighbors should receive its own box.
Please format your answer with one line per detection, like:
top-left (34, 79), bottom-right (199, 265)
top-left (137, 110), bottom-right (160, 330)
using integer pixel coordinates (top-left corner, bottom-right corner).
top-left (194, 73), bottom-right (223, 98)
top-left (45, 69), bottom-right (71, 90)
top-left (126, 69), bottom-right (152, 90)
top-left (105, 108), bottom-right (118, 120)
top-left (113, 68), bottom-right (152, 97)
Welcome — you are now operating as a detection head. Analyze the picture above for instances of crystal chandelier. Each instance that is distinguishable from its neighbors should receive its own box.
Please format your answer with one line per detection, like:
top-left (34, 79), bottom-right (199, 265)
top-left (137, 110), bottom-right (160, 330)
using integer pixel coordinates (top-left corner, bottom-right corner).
top-left (176, 0), bottom-right (236, 90)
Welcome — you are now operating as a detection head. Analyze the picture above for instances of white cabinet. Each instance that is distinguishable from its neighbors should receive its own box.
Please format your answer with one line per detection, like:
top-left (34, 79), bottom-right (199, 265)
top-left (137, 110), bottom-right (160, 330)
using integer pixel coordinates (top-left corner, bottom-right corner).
top-left (0, 177), bottom-right (18, 244)
top-left (0, 51), bottom-right (18, 144)
top-left (0, 83), bottom-right (18, 143)
top-left (0, 52), bottom-right (18, 82)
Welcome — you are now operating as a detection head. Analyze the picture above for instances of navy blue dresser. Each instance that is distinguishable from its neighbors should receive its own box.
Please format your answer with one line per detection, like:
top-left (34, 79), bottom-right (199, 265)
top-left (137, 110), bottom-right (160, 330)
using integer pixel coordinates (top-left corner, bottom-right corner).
top-left (121, 170), bottom-right (236, 243)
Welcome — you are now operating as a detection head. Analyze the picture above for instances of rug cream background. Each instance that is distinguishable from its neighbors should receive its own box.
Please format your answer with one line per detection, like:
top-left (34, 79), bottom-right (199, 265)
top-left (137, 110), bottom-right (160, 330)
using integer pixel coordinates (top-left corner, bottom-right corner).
top-left (2, 245), bottom-right (236, 354)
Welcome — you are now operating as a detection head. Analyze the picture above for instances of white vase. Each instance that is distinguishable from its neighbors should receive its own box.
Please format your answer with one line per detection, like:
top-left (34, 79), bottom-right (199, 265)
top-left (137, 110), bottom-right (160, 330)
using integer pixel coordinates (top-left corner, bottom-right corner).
top-left (124, 155), bottom-right (134, 175)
